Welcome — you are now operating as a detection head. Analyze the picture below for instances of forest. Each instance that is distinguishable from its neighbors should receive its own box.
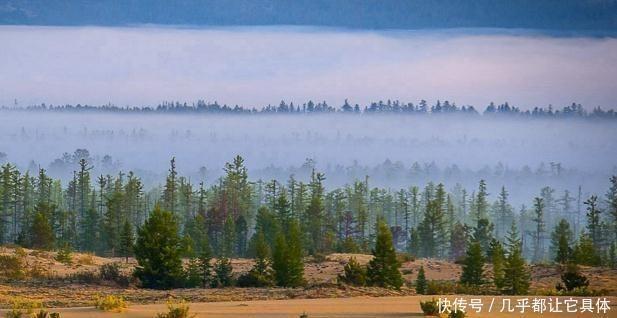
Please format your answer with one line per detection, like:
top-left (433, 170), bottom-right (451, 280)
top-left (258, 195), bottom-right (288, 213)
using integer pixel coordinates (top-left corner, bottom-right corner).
top-left (5, 100), bottom-right (617, 118)
top-left (1, 154), bottom-right (616, 289)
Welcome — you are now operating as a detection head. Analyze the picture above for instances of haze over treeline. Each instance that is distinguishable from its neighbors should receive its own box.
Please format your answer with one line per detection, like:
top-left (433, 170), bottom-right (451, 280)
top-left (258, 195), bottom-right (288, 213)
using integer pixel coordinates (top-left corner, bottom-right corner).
top-left (1, 26), bottom-right (617, 109)
top-left (1, 112), bottom-right (615, 206)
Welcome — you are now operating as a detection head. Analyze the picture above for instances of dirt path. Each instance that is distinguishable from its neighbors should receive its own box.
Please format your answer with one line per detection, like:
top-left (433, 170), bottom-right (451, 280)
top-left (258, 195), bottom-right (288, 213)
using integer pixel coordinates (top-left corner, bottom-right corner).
top-left (5, 296), bottom-right (617, 318)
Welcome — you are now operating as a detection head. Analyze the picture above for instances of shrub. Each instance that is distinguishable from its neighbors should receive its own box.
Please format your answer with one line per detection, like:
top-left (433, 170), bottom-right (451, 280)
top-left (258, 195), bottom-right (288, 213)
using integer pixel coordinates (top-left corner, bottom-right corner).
top-left (155, 300), bottom-right (195, 318)
top-left (448, 310), bottom-right (466, 318)
top-left (55, 245), bottom-right (73, 265)
top-left (66, 270), bottom-right (100, 284)
top-left (93, 294), bottom-right (127, 312)
top-left (299, 312), bottom-right (309, 318)
top-left (337, 257), bottom-right (366, 286)
top-left (76, 253), bottom-right (96, 265)
top-left (0, 255), bottom-right (26, 279)
top-left (557, 264), bottom-right (589, 292)
top-left (31, 309), bottom-right (60, 318)
top-left (236, 270), bottom-right (274, 287)
top-left (419, 299), bottom-right (439, 316)
top-left (5, 297), bottom-right (42, 318)
top-left (426, 280), bottom-right (457, 295)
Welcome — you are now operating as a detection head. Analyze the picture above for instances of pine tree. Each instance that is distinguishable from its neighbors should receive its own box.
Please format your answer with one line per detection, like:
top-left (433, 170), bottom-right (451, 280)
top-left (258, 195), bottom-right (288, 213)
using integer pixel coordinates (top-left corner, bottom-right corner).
top-left (502, 223), bottom-right (530, 295)
top-left (30, 209), bottom-right (54, 250)
top-left (572, 233), bottom-right (601, 266)
top-left (490, 239), bottom-right (505, 289)
top-left (238, 230), bottom-right (274, 287)
top-left (550, 219), bottom-right (573, 264)
top-left (472, 218), bottom-right (494, 257)
top-left (531, 197), bottom-right (546, 263)
top-left (119, 220), bottom-right (134, 263)
top-left (415, 265), bottom-right (427, 294)
top-left (214, 257), bottom-right (234, 287)
top-left (366, 220), bottom-right (403, 289)
top-left (460, 241), bottom-right (485, 287)
top-left (584, 195), bottom-right (603, 250)
top-left (134, 205), bottom-right (184, 289)
top-left (272, 220), bottom-right (305, 287)
top-left (162, 157), bottom-right (178, 215)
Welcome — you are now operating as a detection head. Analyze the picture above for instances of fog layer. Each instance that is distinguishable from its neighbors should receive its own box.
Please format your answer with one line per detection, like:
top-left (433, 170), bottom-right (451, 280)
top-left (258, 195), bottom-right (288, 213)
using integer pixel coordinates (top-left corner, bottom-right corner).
top-left (1, 26), bottom-right (616, 109)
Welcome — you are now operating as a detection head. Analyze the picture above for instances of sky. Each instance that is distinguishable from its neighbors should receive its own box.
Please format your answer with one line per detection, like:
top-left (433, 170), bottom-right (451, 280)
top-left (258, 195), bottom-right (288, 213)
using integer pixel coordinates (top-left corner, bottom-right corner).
top-left (1, 26), bottom-right (616, 110)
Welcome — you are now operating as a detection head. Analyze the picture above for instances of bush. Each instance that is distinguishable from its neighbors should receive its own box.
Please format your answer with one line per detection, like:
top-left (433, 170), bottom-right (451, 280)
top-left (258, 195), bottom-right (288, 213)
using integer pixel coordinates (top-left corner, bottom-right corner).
top-left (55, 245), bottom-right (73, 265)
top-left (299, 312), bottom-right (309, 318)
top-left (448, 310), bottom-right (466, 318)
top-left (66, 270), bottom-right (100, 284)
top-left (236, 270), bottom-right (274, 287)
top-left (0, 255), bottom-right (26, 279)
top-left (337, 257), bottom-right (366, 286)
top-left (557, 264), bottom-right (589, 292)
top-left (76, 253), bottom-right (96, 265)
top-left (31, 309), bottom-right (61, 318)
top-left (155, 300), bottom-right (195, 318)
top-left (5, 297), bottom-right (42, 318)
top-left (419, 299), bottom-right (439, 316)
top-left (99, 262), bottom-right (131, 287)
top-left (93, 294), bottom-right (127, 312)
top-left (426, 280), bottom-right (457, 295)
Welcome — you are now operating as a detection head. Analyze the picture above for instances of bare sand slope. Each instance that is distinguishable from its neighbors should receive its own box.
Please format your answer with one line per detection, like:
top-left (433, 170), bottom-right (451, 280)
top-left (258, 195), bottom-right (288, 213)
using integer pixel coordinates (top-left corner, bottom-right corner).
top-left (8, 296), bottom-right (617, 318)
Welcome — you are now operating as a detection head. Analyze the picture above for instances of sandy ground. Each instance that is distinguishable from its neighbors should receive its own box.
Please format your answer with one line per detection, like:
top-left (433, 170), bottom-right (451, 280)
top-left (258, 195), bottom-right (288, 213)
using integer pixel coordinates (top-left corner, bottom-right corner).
top-left (2, 296), bottom-right (617, 318)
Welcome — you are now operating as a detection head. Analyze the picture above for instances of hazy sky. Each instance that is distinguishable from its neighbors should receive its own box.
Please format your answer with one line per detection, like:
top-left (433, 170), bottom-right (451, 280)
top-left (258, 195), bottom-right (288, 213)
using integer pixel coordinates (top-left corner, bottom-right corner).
top-left (1, 26), bottom-right (616, 109)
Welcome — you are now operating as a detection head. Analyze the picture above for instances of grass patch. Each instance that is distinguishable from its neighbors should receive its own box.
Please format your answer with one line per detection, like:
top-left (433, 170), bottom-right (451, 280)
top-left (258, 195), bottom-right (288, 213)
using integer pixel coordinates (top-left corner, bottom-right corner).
top-left (93, 294), bottom-right (127, 312)
top-left (155, 300), bottom-right (195, 318)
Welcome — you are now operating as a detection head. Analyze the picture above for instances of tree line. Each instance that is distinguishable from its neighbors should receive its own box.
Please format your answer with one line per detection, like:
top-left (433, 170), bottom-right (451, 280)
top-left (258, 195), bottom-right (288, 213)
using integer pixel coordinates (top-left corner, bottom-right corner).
top-left (4, 100), bottom-right (617, 119)
top-left (1, 156), bottom-right (616, 288)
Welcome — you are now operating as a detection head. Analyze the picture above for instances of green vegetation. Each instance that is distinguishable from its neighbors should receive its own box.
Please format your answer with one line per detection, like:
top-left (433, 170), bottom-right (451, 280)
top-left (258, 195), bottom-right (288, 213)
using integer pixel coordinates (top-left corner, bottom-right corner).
top-left (93, 294), bottom-right (127, 312)
top-left (366, 220), bottom-right (403, 289)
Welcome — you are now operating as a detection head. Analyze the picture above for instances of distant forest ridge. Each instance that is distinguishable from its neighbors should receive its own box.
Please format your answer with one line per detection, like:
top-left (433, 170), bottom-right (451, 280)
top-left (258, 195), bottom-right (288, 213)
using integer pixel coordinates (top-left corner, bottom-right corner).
top-left (4, 100), bottom-right (617, 119)
top-left (1, 0), bottom-right (617, 31)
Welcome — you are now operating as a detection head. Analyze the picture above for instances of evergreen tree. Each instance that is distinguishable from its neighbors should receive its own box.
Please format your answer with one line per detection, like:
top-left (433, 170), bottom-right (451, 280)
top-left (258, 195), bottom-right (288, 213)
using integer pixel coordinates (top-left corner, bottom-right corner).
top-left (460, 241), bottom-right (485, 287)
top-left (272, 220), bottom-right (305, 287)
top-left (214, 257), bottom-right (234, 287)
top-left (502, 223), bottom-right (530, 295)
top-left (119, 220), bottom-right (134, 263)
top-left (238, 230), bottom-right (274, 287)
top-left (472, 218), bottom-right (494, 256)
top-left (572, 233), bottom-right (601, 266)
top-left (550, 219), bottom-right (573, 264)
top-left (584, 195), bottom-right (603, 250)
top-left (134, 205), bottom-right (184, 289)
top-left (415, 265), bottom-right (427, 294)
top-left (490, 239), bottom-right (505, 289)
top-left (366, 220), bottom-right (403, 289)
top-left (531, 197), bottom-right (546, 263)
top-left (30, 210), bottom-right (54, 250)
top-left (162, 157), bottom-right (178, 215)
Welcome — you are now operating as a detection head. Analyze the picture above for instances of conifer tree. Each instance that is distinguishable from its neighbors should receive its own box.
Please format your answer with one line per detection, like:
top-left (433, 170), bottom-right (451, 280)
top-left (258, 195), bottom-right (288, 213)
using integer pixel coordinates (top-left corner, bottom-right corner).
top-left (502, 223), bottom-right (530, 295)
top-left (550, 219), bottom-right (573, 264)
top-left (584, 195), bottom-right (603, 250)
top-left (490, 239), bottom-right (505, 289)
top-left (531, 197), bottom-right (546, 263)
top-left (119, 220), bottom-right (134, 263)
top-left (366, 220), bottom-right (403, 289)
top-left (30, 210), bottom-right (54, 250)
top-left (415, 265), bottom-right (427, 294)
top-left (214, 257), bottom-right (234, 287)
top-left (134, 205), bottom-right (184, 289)
top-left (572, 233), bottom-right (601, 266)
top-left (460, 241), bottom-right (485, 287)
top-left (238, 230), bottom-right (274, 287)
top-left (272, 220), bottom-right (305, 287)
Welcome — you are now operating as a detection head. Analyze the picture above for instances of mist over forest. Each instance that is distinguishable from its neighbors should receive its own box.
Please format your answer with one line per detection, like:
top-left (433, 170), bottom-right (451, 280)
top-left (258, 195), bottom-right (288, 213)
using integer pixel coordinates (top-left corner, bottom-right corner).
top-left (1, 111), bottom-right (615, 207)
